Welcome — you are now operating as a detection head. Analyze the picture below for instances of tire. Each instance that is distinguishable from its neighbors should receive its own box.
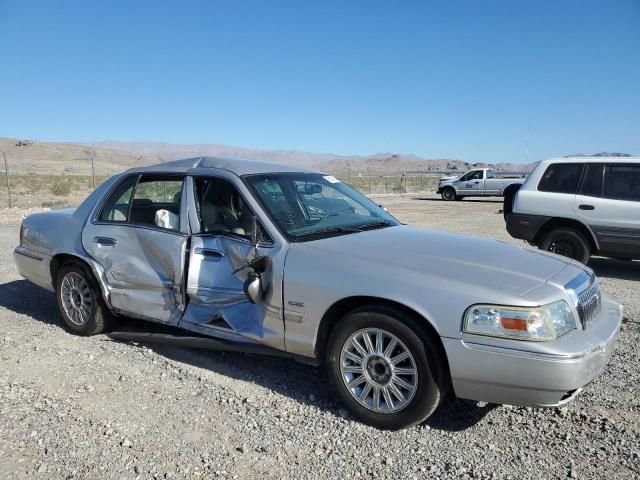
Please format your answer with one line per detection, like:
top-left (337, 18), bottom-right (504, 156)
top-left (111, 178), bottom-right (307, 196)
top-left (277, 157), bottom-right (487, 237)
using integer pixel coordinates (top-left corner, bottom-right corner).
top-left (326, 306), bottom-right (448, 430)
top-left (441, 188), bottom-right (456, 201)
top-left (55, 262), bottom-right (114, 335)
top-left (539, 228), bottom-right (591, 264)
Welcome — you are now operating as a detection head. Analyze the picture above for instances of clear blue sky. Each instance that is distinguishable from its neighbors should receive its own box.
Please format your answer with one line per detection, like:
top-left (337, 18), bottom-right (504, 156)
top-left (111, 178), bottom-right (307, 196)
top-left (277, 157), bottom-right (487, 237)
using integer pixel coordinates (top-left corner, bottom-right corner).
top-left (0, 0), bottom-right (638, 163)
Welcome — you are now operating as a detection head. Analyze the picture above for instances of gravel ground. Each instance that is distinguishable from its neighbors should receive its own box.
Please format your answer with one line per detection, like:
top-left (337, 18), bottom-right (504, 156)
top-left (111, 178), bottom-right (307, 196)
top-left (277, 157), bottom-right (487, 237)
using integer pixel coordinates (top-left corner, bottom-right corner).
top-left (0, 195), bottom-right (638, 479)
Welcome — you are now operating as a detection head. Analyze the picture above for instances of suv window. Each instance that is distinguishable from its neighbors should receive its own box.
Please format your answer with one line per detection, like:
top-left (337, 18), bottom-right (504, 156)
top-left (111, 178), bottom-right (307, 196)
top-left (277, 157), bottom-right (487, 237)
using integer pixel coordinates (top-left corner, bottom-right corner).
top-left (603, 164), bottom-right (640, 202)
top-left (538, 163), bottom-right (583, 194)
top-left (579, 164), bottom-right (603, 197)
top-left (98, 175), bottom-right (138, 222)
top-left (129, 176), bottom-right (184, 231)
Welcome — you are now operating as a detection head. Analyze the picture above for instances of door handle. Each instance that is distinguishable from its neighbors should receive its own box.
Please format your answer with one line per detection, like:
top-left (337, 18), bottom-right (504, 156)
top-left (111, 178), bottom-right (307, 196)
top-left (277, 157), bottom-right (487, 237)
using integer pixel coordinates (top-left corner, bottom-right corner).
top-left (474, 181), bottom-right (480, 184)
top-left (94, 236), bottom-right (117, 246)
top-left (579, 204), bottom-right (595, 211)
top-left (194, 247), bottom-right (225, 258)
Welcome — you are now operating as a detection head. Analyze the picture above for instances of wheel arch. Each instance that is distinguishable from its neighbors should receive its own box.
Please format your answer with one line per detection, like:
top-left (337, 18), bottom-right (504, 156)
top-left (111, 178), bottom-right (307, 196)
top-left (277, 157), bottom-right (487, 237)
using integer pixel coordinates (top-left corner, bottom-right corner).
top-left (314, 296), bottom-right (449, 373)
top-left (533, 218), bottom-right (599, 252)
top-left (50, 253), bottom-right (111, 308)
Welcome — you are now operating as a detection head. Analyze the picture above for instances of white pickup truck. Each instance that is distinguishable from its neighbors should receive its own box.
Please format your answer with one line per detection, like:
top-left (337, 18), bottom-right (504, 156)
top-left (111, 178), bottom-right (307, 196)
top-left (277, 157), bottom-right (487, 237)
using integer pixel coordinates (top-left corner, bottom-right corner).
top-left (436, 168), bottom-right (526, 201)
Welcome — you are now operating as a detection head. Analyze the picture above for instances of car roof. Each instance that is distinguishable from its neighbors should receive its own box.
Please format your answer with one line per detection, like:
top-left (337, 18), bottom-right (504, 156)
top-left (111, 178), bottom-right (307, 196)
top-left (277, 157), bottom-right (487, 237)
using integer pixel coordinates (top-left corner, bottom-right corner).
top-left (542, 156), bottom-right (640, 165)
top-left (124, 156), bottom-right (319, 176)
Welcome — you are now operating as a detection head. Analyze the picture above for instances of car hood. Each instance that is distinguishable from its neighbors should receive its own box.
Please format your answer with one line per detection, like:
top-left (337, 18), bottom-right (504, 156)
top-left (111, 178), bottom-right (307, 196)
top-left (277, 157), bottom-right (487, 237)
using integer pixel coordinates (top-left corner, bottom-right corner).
top-left (300, 225), bottom-right (572, 296)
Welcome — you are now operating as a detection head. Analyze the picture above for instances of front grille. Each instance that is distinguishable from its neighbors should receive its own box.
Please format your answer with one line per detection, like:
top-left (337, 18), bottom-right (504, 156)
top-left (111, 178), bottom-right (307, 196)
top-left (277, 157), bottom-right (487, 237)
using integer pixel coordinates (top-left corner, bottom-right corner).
top-left (576, 281), bottom-right (601, 329)
top-left (565, 271), bottom-right (602, 330)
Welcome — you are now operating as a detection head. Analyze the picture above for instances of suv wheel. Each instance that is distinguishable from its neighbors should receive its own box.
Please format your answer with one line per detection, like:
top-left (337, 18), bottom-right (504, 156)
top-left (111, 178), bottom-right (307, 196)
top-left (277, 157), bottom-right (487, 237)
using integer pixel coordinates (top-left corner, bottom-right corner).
top-left (539, 228), bottom-right (591, 264)
top-left (326, 306), bottom-right (448, 430)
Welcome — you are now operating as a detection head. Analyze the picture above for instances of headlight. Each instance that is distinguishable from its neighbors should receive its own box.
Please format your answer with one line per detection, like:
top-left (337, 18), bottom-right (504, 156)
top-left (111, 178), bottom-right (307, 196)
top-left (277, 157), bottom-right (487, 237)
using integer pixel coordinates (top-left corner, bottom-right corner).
top-left (463, 300), bottom-right (577, 341)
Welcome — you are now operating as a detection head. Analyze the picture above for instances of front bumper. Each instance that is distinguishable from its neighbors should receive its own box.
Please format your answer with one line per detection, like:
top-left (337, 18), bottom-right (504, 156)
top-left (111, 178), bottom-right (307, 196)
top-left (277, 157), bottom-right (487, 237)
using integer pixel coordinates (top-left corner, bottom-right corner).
top-left (442, 293), bottom-right (622, 407)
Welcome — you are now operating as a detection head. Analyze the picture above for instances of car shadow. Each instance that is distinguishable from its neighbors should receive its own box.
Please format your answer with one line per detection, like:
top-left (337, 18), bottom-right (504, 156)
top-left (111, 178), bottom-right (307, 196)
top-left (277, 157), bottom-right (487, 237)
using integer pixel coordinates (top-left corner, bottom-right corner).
top-left (0, 279), bottom-right (493, 432)
top-left (588, 257), bottom-right (640, 282)
top-left (413, 196), bottom-right (503, 204)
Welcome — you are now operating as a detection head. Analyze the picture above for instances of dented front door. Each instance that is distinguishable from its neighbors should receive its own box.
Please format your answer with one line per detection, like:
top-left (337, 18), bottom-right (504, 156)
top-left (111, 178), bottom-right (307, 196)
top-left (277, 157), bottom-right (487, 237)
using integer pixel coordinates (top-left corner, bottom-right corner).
top-left (181, 234), bottom-right (286, 350)
top-left (83, 224), bottom-right (188, 323)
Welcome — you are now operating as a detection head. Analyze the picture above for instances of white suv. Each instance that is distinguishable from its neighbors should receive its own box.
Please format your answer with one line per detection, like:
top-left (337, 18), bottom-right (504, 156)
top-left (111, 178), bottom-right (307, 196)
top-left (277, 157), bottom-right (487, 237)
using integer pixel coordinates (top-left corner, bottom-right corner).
top-left (505, 157), bottom-right (640, 264)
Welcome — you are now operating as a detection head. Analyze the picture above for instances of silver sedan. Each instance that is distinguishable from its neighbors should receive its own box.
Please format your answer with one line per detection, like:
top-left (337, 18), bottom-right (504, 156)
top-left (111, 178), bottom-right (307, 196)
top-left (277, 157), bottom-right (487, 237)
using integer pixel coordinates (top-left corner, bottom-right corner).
top-left (14, 157), bottom-right (621, 430)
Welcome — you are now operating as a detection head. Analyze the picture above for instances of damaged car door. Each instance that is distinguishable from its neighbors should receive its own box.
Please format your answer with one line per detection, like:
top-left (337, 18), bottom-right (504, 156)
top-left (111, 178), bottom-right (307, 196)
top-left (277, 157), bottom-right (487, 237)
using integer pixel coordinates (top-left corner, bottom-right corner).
top-left (82, 174), bottom-right (188, 324)
top-left (179, 175), bottom-right (286, 350)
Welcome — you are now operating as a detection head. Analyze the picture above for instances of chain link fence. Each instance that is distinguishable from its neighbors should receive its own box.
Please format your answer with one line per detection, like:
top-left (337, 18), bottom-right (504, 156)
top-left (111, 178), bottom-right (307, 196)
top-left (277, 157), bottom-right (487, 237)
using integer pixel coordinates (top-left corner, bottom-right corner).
top-left (0, 154), bottom-right (156, 209)
top-left (334, 172), bottom-right (442, 195)
top-left (0, 155), bottom-right (449, 209)
top-left (0, 152), bottom-right (470, 208)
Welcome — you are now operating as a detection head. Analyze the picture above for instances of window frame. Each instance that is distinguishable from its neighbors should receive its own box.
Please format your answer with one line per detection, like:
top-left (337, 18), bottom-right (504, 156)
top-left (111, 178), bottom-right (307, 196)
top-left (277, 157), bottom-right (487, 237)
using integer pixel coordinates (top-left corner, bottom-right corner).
top-left (93, 173), bottom-right (187, 235)
top-left (191, 174), bottom-right (274, 246)
top-left (577, 163), bottom-right (604, 198)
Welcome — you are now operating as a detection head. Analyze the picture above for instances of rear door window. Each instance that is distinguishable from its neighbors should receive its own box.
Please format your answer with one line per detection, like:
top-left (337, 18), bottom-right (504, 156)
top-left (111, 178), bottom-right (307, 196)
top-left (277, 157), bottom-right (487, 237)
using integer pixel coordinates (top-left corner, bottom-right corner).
top-left (579, 164), bottom-right (603, 197)
top-left (603, 164), bottom-right (640, 202)
top-left (129, 176), bottom-right (184, 231)
top-left (538, 163), bottom-right (583, 194)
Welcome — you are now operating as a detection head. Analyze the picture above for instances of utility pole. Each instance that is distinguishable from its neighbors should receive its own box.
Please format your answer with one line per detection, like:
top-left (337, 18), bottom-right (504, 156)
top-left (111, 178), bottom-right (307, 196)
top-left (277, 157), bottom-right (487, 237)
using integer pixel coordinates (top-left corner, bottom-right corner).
top-left (1, 149), bottom-right (11, 208)
top-left (83, 148), bottom-right (96, 190)
top-left (526, 124), bottom-right (530, 164)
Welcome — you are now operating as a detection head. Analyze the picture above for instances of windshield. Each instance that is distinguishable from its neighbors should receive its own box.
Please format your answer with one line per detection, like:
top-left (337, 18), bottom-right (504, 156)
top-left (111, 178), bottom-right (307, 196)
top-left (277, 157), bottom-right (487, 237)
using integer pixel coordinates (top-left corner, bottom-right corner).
top-left (244, 173), bottom-right (399, 240)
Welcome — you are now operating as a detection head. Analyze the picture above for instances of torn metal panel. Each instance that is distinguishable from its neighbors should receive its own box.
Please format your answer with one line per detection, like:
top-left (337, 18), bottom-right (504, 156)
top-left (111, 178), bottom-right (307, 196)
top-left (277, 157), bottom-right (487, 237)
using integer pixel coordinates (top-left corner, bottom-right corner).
top-left (182, 234), bottom-right (286, 350)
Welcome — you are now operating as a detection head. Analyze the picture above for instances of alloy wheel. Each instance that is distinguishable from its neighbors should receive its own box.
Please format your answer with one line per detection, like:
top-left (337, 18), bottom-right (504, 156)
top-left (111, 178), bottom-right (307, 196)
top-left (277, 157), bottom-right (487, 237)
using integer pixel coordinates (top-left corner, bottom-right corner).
top-left (340, 328), bottom-right (418, 414)
top-left (60, 272), bottom-right (93, 326)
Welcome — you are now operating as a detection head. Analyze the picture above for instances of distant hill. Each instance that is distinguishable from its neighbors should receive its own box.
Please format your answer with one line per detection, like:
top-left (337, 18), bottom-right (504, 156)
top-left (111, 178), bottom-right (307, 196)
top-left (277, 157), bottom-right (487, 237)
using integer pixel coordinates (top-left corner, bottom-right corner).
top-left (1, 137), bottom-right (543, 175)
top-left (86, 140), bottom-right (535, 173)
top-left (0, 138), bottom-right (161, 174)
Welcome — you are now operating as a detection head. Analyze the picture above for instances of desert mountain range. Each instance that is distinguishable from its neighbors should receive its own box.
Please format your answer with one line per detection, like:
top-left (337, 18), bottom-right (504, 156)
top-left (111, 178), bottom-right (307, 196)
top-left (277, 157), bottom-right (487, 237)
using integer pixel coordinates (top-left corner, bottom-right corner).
top-left (1, 137), bottom-right (630, 175)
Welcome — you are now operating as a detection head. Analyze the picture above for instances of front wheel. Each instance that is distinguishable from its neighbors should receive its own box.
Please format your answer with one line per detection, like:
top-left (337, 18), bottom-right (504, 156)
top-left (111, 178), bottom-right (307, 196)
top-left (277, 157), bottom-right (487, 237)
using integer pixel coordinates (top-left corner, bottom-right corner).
top-left (326, 306), bottom-right (448, 430)
top-left (441, 188), bottom-right (456, 201)
top-left (55, 263), bottom-right (114, 335)
top-left (539, 228), bottom-right (591, 264)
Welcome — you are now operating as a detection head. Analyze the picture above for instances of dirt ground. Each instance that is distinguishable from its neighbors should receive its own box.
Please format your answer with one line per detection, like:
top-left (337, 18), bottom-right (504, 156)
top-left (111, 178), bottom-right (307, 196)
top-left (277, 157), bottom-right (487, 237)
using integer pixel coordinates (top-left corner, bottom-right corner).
top-left (0, 194), bottom-right (638, 479)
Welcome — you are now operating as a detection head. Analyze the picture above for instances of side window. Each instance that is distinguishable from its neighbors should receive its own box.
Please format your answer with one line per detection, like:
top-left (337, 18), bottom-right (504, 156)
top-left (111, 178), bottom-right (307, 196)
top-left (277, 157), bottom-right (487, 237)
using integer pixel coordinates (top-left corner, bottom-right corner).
top-left (579, 164), bottom-right (603, 197)
top-left (538, 163), bottom-right (583, 194)
top-left (486, 170), bottom-right (495, 179)
top-left (98, 175), bottom-right (138, 222)
top-left (603, 164), bottom-right (640, 202)
top-left (195, 177), bottom-right (271, 242)
top-left (129, 176), bottom-right (184, 231)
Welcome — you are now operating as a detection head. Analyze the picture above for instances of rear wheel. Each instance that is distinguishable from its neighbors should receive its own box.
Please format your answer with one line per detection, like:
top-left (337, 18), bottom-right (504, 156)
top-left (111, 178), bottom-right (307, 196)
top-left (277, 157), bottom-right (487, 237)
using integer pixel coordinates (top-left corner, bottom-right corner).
top-left (326, 306), bottom-right (448, 430)
top-left (539, 228), bottom-right (591, 264)
top-left (55, 263), bottom-right (114, 335)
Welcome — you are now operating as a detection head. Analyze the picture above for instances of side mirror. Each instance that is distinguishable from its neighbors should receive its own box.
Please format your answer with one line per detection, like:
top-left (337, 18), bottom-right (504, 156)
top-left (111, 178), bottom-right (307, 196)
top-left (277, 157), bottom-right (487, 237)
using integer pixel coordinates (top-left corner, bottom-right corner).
top-left (243, 272), bottom-right (263, 304)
